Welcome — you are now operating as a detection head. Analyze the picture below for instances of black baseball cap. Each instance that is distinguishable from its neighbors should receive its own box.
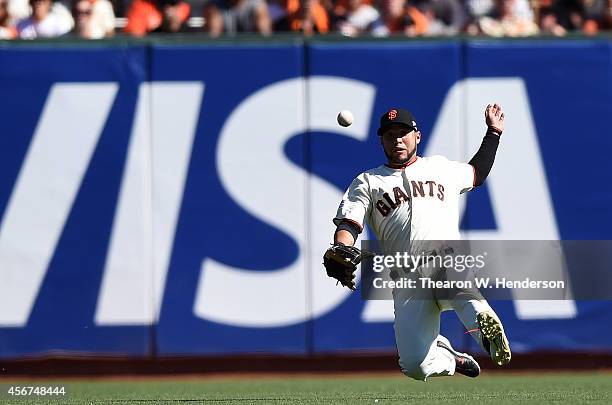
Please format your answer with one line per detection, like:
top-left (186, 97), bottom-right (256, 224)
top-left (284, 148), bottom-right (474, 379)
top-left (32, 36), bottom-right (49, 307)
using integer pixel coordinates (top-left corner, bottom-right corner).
top-left (377, 108), bottom-right (419, 136)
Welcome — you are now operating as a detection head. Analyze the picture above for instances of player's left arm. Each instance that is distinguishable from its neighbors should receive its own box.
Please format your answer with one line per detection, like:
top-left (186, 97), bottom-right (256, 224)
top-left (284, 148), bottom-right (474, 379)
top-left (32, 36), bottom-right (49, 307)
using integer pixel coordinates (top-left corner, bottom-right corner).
top-left (468, 103), bottom-right (504, 187)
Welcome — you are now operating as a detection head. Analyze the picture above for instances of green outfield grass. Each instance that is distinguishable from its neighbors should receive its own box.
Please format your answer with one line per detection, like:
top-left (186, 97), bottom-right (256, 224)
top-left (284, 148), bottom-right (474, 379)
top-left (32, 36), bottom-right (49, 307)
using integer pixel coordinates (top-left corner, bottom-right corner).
top-left (1, 372), bottom-right (611, 404)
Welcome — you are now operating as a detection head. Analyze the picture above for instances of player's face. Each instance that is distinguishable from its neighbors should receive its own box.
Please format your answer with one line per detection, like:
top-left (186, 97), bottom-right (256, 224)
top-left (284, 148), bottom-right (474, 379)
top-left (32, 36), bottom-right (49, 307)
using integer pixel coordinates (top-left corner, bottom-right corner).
top-left (380, 125), bottom-right (420, 165)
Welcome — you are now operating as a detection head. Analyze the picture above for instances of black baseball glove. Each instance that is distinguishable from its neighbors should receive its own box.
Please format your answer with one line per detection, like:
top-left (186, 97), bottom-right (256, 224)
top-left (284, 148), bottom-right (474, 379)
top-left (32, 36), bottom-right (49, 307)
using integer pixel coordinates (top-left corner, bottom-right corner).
top-left (323, 243), bottom-right (374, 290)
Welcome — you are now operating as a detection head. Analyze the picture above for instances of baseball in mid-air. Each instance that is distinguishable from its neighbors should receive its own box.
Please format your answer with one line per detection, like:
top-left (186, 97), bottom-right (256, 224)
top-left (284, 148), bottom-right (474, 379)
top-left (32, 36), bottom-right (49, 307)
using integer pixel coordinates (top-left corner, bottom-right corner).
top-left (337, 110), bottom-right (354, 127)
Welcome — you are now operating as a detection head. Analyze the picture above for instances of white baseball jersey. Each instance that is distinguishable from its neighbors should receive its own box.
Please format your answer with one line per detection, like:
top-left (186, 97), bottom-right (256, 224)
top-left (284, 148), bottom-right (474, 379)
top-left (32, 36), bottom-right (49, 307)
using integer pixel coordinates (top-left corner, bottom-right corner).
top-left (334, 155), bottom-right (474, 255)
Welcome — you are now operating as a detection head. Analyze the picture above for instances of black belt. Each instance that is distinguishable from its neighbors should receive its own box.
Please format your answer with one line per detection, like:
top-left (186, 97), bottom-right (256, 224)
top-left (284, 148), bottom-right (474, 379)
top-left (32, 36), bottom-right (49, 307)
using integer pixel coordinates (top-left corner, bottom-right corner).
top-left (390, 246), bottom-right (455, 279)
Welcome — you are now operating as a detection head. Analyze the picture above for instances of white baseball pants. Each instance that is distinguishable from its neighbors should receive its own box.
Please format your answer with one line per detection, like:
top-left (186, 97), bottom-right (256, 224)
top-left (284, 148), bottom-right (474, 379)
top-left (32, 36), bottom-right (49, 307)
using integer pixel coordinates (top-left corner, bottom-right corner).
top-left (392, 281), bottom-right (498, 381)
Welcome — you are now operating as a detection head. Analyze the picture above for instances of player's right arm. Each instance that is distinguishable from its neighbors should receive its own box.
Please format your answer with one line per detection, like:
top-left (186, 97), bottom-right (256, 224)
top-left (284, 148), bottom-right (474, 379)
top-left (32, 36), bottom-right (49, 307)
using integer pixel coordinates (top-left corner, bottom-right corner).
top-left (323, 174), bottom-right (372, 288)
top-left (334, 228), bottom-right (356, 246)
top-left (332, 174), bottom-right (372, 247)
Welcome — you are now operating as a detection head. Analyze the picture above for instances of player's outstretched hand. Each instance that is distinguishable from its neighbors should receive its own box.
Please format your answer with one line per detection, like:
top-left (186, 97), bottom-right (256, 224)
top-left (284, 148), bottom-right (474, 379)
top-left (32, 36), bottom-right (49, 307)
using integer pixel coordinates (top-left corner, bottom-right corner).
top-left (485, 103), bottom-right (504, 135)
top-left (323, 244), bottom-right (374, 290)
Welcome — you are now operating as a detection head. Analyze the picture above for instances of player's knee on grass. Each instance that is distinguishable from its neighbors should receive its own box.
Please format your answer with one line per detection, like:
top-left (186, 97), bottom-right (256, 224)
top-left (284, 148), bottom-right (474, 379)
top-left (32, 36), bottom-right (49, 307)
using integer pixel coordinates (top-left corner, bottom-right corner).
top-left (399, 359), bottom-right (427, 381)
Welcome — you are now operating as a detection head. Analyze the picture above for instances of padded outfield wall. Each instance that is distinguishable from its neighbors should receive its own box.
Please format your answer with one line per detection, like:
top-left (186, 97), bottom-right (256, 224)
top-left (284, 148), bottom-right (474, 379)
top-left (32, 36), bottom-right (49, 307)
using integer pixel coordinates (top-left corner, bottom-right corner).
top-left (0, 39), bottom-right (611, 359)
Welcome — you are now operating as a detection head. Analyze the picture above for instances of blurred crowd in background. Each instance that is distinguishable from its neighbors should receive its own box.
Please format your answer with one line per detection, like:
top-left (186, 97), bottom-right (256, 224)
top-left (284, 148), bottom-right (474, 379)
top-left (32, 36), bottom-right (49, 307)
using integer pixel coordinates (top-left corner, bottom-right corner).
top-left (0, 0), bottom-right (611, 40)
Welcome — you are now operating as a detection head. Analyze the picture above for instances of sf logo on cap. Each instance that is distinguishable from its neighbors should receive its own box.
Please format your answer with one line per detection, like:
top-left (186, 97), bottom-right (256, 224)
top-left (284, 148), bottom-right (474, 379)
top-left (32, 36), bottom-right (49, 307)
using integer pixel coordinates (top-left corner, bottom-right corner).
top-left (388, 109), bottom-right (398, 120)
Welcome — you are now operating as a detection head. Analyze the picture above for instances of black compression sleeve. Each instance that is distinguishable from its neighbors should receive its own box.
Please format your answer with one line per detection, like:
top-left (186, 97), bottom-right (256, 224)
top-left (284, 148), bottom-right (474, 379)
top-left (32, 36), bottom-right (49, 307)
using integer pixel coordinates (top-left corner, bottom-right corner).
top-left (468, 128), bottom-right (501, 187)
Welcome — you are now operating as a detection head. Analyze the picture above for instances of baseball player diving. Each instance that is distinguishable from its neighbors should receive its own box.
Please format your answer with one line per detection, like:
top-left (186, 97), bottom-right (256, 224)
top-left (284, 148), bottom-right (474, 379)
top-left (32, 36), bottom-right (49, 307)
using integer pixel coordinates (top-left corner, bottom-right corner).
top-left (323, 104), bottom-right (511, 380)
